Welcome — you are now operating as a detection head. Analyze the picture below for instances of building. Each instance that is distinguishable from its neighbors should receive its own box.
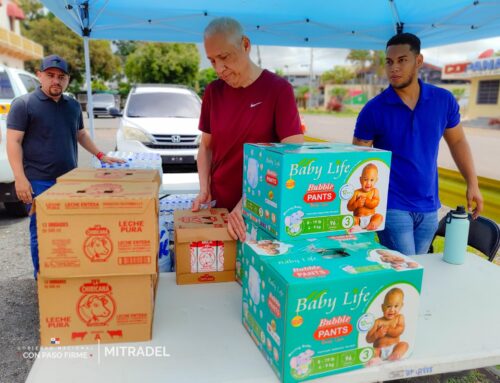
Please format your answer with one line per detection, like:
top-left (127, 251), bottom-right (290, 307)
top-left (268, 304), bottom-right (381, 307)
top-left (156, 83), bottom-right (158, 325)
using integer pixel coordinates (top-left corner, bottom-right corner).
top-left (0, 0), bottom-right (43, 68)
top-left (443, 53), bottom-right (500, 119)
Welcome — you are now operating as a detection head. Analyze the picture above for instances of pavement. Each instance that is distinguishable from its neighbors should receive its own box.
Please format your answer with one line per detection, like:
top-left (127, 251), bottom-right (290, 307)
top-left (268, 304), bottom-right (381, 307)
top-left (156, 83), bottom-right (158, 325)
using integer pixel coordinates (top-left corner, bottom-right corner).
top-left (0, 115), bottom-right (498, 383)
top-left (301, 114), bottom-right (500, 180)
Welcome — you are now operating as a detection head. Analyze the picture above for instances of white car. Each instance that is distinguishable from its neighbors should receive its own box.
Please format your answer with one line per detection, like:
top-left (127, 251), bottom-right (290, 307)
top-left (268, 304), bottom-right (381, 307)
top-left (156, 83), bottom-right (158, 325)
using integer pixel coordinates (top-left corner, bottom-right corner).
top-left (0, 65), bottom-right (40, 216)
top-left (114, 84), bottom-right (201, 166)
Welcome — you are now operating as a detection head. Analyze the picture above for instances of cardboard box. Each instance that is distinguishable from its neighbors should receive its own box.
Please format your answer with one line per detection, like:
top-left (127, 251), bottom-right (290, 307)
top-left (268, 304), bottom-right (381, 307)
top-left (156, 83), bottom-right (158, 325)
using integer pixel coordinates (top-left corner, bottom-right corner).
top-left (35, 181), bottom-right (158, 277)
top-left (242, 143), bottom-right (391, 241)
top-left (38, 274), bottom-right (155, 346)
top-left (240, 221), bottom-right (423, 382)
top-left (57, 168), bottom-right (161, 189)
top-left (174, 208), bottom-right (236, 284)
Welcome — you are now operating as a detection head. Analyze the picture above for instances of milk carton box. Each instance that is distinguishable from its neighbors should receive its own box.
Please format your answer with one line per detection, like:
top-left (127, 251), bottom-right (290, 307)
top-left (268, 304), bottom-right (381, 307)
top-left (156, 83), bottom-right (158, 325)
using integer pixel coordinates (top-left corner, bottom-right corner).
top-left (242, 143), bottom-right (391, 241)
top-left (240, 224), bottom-right (423, 382)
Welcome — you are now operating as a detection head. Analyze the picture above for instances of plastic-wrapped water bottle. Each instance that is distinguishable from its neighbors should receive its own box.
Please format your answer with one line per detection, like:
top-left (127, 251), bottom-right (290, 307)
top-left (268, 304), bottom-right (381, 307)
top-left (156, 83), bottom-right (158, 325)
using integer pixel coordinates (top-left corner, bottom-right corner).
top-left (158, 215), bottom-right (172, 272)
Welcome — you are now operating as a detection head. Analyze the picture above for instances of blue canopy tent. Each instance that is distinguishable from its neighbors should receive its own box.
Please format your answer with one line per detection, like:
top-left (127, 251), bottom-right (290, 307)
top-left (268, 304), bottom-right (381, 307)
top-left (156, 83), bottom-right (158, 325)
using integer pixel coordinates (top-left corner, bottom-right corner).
top-left (40, 0), bottom-right (500, 137)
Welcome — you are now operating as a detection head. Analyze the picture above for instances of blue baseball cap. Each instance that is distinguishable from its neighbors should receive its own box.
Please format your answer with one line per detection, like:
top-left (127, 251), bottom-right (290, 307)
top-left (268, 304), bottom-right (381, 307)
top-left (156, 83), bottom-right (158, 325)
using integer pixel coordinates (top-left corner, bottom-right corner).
top-left (40, 54), bottom-right (69, 74)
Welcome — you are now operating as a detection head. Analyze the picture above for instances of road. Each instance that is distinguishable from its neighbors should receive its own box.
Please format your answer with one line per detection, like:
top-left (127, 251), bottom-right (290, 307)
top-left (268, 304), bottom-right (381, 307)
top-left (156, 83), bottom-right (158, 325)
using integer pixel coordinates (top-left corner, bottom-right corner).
top-left (301, 114), bottom-right (500, 180)
top-left (0, 115), bottom-right (498, 383)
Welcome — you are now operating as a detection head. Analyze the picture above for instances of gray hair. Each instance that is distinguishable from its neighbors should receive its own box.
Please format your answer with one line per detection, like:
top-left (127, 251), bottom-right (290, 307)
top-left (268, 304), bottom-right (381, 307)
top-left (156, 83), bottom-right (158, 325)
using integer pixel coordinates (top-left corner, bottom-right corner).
top-left (204, 17), bottom-right (244, 47)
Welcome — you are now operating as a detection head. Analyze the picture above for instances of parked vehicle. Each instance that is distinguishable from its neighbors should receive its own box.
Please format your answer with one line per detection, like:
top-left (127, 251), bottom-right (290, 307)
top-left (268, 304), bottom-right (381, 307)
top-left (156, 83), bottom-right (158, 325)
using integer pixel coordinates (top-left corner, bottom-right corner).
top-left (113, 84), bottom-right (202, 166)
top-left (0, 65), bottom-right (40, 216)
top-left (89, 93), bottom-right (118, 118)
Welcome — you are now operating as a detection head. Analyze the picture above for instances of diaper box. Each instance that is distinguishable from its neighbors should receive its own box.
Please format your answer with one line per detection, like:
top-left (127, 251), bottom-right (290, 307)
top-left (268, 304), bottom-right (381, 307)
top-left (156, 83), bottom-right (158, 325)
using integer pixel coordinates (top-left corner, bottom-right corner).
top-left (240, 224), bottom-right (423, 382)
top-left (174, 208), bottom-right (236, 284)
top-left (35, 181), bottom-right (159, 277)
top-left (38, 273), bottom-right (156, 346)
top-left (57, 168), bottom-right (161, 189)
top-left (242, 143), bottom-right (391, 241)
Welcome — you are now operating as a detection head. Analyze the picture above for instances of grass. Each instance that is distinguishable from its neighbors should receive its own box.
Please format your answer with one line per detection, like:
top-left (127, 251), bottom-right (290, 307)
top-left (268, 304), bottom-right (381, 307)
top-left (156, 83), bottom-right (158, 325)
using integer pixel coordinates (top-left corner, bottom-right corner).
top-left (299, 107), bottom-right (360, 117)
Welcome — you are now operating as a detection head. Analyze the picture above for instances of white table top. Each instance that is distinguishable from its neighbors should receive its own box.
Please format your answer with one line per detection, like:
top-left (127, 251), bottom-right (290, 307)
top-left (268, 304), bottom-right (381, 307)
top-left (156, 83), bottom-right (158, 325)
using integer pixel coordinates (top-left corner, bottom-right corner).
top-left (26, 252), bottom-right (500, 383)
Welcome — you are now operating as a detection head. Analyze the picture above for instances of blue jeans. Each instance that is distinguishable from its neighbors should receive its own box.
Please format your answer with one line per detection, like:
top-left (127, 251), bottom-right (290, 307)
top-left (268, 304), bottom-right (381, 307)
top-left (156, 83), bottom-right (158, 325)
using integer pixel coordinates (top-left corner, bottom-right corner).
top-left (28, 179), bottom-right (56, 278)
top-left (377, 209), bottom-right (438, 255)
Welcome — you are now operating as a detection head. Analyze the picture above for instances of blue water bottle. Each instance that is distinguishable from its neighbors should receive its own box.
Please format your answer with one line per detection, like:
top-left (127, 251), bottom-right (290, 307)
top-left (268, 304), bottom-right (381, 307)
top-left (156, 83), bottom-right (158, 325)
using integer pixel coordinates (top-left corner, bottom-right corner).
top-left (442, 206), bottom-right (470, 265)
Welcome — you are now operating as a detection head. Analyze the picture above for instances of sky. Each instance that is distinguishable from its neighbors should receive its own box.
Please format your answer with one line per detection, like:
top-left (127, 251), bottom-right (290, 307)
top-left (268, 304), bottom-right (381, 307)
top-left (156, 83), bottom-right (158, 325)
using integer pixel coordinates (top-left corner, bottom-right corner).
top-left (198, 36), bottom-right (500, 74)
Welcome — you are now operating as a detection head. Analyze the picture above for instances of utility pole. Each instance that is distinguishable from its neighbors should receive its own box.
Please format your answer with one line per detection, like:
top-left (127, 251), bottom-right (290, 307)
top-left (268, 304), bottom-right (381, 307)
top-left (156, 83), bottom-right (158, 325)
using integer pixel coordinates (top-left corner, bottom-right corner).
top-left (308, 48), bottom-right (314, 109)
top-left (256, 45), bottom-right (262, 67)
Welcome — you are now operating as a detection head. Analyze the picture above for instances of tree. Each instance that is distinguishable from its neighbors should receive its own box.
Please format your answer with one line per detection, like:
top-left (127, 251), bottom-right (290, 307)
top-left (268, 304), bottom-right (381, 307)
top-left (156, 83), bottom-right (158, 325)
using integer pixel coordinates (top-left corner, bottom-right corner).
top-left (19, 13), bottom-right (120, 86)
top-left (197, 67), bottom-right (217, 96)
top-left (347, 50), bottom-right (372, 71)
top-left (321, 66), bottom-right (355, 84)
top-left (114, 41), bottom-right (138, 65)
top-left (125, 43), bottom-right (200, 87)
top-left (347, 49), bottom-right (386, 84)
top-left (18, 0), bottom-right (44, 21)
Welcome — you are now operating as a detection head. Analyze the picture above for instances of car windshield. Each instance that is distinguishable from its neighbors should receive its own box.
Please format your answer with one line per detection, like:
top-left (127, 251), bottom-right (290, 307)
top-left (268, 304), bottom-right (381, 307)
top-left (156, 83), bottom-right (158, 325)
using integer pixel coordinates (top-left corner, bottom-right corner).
top-left (93, 94), bottom-right (115, 102)
top-left (126, 92), bottom-right (201, 118)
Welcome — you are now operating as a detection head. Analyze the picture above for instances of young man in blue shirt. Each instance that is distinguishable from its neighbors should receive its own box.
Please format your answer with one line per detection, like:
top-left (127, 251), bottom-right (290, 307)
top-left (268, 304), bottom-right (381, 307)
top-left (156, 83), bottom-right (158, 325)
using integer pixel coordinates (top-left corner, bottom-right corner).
top-left (353, 33), bottom-right (483, 255)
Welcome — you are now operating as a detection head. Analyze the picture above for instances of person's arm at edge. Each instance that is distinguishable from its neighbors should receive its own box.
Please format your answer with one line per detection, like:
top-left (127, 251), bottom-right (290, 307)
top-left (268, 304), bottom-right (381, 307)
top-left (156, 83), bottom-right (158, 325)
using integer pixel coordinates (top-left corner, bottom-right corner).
top-left (443, 124), bottom-right (483, 218)
top-left (6, 129), bottom-right (32, 203)
top-left (352, 137), bottom-right (373, 147)
top-left (192, 132), bottom-right (212, 211)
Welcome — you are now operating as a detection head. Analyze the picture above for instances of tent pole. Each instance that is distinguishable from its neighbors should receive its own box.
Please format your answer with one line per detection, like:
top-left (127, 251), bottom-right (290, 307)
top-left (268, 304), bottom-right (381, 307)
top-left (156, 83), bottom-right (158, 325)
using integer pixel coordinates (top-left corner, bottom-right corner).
top-left (83, 36), bottom-right (95, 140)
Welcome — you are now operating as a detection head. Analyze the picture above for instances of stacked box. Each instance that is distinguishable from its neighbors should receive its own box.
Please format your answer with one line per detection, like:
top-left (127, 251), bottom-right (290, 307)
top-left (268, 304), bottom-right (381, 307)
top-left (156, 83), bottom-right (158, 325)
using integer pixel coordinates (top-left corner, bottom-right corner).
top-left (57, 167), bottom-right (161, 188)
top-left (35, 170), bottom-right (159, 346)
top-left (240, 221), bottom-right (423, 382)
top-left (174, 209), bottom-right (236, 284)
top-left (242, 143), bottom-right (391, 241)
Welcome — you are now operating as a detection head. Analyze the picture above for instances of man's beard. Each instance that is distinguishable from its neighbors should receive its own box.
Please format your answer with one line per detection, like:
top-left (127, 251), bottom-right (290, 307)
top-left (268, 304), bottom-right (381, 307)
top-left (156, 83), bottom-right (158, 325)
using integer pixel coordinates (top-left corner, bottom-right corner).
top-left (391, 73), bottom-right (414, 90)
top-left (48, 87), bottom-right (63, 97)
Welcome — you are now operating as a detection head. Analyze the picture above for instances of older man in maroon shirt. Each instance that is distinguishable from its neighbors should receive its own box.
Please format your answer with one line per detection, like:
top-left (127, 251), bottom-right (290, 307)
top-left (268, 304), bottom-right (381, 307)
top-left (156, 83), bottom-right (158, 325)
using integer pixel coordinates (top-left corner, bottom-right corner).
top-left (192, 17), bottom-right (303, 240)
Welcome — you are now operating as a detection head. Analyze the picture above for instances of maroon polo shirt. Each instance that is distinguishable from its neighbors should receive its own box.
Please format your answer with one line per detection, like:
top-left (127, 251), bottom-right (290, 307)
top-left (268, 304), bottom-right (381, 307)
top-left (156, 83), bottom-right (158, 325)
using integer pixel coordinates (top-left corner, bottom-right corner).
top-left (199, 69), bottom-right (301, 211)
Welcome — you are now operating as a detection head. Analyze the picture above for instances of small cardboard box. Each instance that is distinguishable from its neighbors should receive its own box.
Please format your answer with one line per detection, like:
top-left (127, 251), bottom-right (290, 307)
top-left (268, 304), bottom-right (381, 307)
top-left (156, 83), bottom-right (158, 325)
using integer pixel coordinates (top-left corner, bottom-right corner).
top-left (35, 181), bottom-right (158, 277)
top-left (57, 168), bottom-right (161, 189)
top-left (240, 221), bottom-right (423, 382)
top-left (174, 208), bottom-right (236, 284)
top-left (242, 143), bottom-right (391, 241)
top-left (38, 274), bottom-right (156, 346)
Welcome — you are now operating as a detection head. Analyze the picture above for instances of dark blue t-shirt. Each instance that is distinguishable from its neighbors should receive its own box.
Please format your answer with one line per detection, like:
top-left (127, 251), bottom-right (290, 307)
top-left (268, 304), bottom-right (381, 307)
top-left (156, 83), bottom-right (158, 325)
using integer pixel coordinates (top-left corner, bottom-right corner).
top-left (7, 87), bottom-right (84, 180)
top-left (354, 80), bottom-right (460, 212)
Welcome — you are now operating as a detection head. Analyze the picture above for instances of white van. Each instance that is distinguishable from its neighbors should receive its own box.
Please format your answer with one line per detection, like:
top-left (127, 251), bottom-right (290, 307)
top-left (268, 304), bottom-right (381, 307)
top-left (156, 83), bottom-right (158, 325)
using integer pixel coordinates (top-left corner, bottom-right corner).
top-left (0, 65), bottom-right (40, 216)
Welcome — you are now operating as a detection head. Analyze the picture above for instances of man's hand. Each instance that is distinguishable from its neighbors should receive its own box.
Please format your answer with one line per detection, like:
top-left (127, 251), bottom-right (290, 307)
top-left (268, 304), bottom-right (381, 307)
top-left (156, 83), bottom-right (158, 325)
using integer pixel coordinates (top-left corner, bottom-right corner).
top-left (227, 199), bottom-right (246, 241)
top-left (15, 176), bottom-right (33, 204)
top-left (192, 190), bottom-right (211, 212)
top-left (466, 184), bottom-right (483, 219)
top-left (100, 155), bottom-right (125, 164)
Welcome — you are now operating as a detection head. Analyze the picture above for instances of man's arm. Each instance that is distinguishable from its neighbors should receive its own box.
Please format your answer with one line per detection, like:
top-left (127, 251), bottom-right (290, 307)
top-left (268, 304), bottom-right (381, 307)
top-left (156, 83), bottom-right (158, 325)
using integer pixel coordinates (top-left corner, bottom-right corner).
top-left (352, 137), bottom-right (373, 147)
top-left (6, 129), bottom-right (32, 203)
top-left (281, 134), bottom-right (304, 143)
top-left (443, 124), bottom-right (483, 218)
top-left (192, 132), bottom-right (212, 211)
top-left (77, 129), bottom-right (123, 164)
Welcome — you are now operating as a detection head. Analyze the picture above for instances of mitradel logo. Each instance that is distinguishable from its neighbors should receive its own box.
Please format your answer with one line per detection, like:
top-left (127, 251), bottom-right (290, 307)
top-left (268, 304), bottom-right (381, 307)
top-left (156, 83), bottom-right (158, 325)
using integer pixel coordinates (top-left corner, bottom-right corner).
top-left (17, 343), bottom-right (170, 363)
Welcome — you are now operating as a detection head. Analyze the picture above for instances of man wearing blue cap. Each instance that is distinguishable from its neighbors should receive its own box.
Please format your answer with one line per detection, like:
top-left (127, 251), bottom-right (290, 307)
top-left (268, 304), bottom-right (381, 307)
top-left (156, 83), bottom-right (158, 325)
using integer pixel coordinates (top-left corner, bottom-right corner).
top-left (6, 54), bottom-right (122, 277)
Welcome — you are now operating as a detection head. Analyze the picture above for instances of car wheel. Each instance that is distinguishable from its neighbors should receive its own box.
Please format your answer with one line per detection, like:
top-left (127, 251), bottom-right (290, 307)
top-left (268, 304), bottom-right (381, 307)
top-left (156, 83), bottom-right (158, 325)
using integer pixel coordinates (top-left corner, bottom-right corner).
top-left (94, 115), bottom-right (98, 119)
top-left (4, 201), bottom-right (29, 217)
